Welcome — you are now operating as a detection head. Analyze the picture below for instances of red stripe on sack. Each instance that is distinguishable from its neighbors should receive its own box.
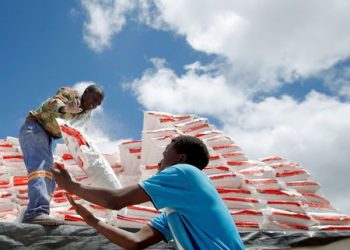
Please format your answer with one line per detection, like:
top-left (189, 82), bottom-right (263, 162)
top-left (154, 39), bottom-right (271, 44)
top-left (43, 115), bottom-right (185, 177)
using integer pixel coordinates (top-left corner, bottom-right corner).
top-left (60, 124), bottom-right (89, 147)
top-left (183, 123), bottom-right (209, 134)
top-left (209, 155), bottom-right (220, 161)
top-left (65, 214), bottom-right (84, 222)
top-left (14, 176), bottom-right (28, 186)
top-left (160, 115), bottom-right (190, 123)
top-left (210, 173), bottom-right (236, 180)
top-left (257, 189), bottom-right (294, 196)
top-left (235, 221), bottom-right (260, 228)
top-left (205, 166), bottom-right (230, 172)
top-left (260, 156), bottom-right (284, 162)
top-left (227, 161), bottom-right (255, 167)
top-left (145, 165), bottom-right (159, 170)
top-left (286, 181), bottom-right (319, 186)
top-left (213, 144), bottom-right (238, 150)
top-left (217, 188), bottom-right (251, 195)
top-left (129, 148), bottom-right (141, 154)
top-left (62, 153), bottom-right (73, 160)
top-left (223, 197), bottom-right (259, 203)
top-left (268, 201), bottom-right (301, 207)
top-left (194, 131), bottom-right (220, 138)
top-left (3, 155), bottom-right (23, 160)
top-left (276, 169), bottom-right (306, 177)
top-left (246, 179), bottom-right (277, 185)
top-left (121, 140), bottom-right (142, 145)
top-left (231, 210), bottom-right (263, 216)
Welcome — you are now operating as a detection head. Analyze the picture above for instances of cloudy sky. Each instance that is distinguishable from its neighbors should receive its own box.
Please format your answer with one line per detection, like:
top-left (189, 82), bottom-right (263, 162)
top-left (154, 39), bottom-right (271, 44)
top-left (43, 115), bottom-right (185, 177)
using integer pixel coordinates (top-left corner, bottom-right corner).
top-left (1, 1), bottom-right (350, 214)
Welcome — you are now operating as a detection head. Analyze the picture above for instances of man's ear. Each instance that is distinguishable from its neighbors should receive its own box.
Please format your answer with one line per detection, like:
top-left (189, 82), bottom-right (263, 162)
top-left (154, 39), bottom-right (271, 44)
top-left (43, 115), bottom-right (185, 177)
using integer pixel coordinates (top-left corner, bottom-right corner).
top-left (179, 153), bottom-right (187, 163)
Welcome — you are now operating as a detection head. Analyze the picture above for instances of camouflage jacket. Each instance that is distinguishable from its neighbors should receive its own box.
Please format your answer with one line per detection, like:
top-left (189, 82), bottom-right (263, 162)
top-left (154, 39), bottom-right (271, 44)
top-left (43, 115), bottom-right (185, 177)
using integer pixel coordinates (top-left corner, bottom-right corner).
top-left (28, 87), bottom-right (91, 138)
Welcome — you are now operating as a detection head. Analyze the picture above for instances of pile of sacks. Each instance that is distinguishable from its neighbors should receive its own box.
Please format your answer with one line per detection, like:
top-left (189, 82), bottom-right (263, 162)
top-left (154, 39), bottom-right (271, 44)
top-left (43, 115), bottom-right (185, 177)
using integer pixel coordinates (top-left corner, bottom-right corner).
top-left (1, 111), bottom-right (350, 232)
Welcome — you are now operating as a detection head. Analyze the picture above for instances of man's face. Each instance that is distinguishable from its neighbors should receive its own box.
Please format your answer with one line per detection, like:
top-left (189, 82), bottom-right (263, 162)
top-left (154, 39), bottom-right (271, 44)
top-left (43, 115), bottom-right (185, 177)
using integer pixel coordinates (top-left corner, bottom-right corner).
top-left (158, 142), bottom-right (183, 172)
top-left (81, 91), bottom-right (103, 111)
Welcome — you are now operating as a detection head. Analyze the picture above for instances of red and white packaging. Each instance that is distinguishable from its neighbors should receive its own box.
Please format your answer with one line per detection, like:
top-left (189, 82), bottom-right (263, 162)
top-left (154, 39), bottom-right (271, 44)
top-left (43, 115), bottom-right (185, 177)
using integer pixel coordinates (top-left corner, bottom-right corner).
top-left (286, 181), bottom-right (321, 193)
top-left (303, 201), bottom-right (336, 213)
top-left (217, 188), bottom-right (253, 199)
top-left (230, 209), bottom-right (264, 223)
top-left (227, 160), bottom-right (265, 172)
top-left (269, 162), bottom-right (300, 173)
top-left (143, 111), bottom-right (193, 131)
top-left (276, 169), bottom-right (310, 182)
top-left (268, 208), bottom-right (317, 227)
top-left (223, 197), bottom-right (260, 209)
top-left (238, 166), bottom-right (275, 180)
top-left (260, 156), bottom-right (286, 165)
top-left (235, 221), bottom-right (260, 230)
top-left (141, 128), bottom-right (179, 166)
top-left (119, 140), bottom-right (142, 177)
top-left (209, 173), bottom-right (242, 188)
top-left (309, 212), bottom-right (350, 225)
top-left (222, 152), bottom-right (248, 162)
top-left (206, 155), bottom-right (226, 168)
top-left (194, 130), bottom-right (222, 140)
top-left (212, 144), bottom-right (241, 155)
top-left (203, 165), bottom-right (231, 176)
top-left (298, 191), bottom-right (329, 205)
top-left (174, 118), bottom-right (208, 133)
top-left (257, 189), bottom-right (299, 201)
top-left (140, 164), bottom-right (159, 179)
top-left (244, 179), bottom-right (281, 190)
top-left (204, 135), bottom-right (234, 147)
top-left (58, 120), bottom-right (122, 190)
top-left (267, 201), bottom-right (305, 214)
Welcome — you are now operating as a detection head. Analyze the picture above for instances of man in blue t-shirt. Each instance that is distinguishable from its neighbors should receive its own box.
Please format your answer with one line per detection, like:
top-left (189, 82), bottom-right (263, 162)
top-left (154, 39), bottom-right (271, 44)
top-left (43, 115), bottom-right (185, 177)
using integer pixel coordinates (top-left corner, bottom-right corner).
top-left (53, 135), bottom-right (245, 249)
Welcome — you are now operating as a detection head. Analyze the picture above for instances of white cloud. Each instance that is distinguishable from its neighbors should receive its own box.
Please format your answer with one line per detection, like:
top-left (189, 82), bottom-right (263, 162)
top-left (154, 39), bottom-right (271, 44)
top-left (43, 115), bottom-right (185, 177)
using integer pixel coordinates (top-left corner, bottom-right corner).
top-left (78, 0), bottom-right (350, 214)
top-left (80, 0), bottom-right (135, 52)
top-left (126, 61), bottom-right (350, 214)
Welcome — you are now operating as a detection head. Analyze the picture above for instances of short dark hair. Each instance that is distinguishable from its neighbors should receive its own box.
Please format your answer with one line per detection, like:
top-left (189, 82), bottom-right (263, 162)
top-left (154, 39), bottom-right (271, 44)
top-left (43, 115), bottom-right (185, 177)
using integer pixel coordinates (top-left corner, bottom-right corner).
top-left (171, 135), bottom-right (209, 170)
top-left (85, 84), bottom-right (104, 98)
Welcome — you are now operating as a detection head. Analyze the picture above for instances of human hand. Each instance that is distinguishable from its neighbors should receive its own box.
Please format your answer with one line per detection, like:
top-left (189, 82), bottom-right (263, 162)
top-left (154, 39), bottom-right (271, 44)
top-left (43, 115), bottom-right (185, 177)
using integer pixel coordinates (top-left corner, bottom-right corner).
top-left (67, 195), bottom-right (99, 226)
top-left (62, 97), bottom-right (82, 114)
top-left (52, 163), bottom-right (74, 190)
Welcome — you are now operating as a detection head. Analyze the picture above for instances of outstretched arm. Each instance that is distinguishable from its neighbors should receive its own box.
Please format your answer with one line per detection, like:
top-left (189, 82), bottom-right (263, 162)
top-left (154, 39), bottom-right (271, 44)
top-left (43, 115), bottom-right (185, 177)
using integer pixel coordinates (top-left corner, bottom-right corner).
top-left (67, 195), bottom-right (164, 249)
top-left (52, 163), bottom-right (151, 210)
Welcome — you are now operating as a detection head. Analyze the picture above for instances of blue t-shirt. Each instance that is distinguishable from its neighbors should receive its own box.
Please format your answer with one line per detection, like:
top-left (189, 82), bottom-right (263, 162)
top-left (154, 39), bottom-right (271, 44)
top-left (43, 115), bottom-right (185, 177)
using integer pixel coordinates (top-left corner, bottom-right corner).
top-left (139, 164), bottom-right (245, 250)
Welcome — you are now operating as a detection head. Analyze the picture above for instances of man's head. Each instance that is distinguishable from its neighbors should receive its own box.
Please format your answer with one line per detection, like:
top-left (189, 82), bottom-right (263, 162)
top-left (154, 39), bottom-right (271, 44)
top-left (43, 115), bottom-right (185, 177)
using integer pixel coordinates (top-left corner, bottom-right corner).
top-left (159, 135), bottom-right (209, 172)
top-left (80, 85), bottom-right (104, 111)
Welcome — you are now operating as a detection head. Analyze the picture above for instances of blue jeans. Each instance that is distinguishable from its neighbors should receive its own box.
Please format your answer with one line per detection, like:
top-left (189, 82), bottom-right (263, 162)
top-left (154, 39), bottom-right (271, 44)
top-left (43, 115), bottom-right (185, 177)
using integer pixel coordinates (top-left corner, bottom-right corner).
top-left (19, 119), bottom-right (56, 221)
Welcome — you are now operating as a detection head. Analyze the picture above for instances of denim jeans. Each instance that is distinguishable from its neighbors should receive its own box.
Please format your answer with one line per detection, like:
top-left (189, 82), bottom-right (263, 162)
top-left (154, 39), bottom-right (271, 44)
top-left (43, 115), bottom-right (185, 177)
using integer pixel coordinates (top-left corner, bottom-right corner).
top-left (19, 119), bottom-right (56, 221)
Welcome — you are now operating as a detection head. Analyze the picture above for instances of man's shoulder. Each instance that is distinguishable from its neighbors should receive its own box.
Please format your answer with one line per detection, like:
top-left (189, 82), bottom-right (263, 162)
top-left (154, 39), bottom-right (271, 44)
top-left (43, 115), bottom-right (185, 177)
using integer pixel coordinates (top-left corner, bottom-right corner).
top-left (56, 87), bottom-right (80, 97)
top-left (172, 164), bottom-right (203, 177)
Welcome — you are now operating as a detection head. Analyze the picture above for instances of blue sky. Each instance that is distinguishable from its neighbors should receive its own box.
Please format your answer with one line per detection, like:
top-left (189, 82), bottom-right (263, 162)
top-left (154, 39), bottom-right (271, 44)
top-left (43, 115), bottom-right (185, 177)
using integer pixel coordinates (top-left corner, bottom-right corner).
top-left (0, 1), bottom-right (213, 139)
top-left (1, 1), bottom-right (350, 215)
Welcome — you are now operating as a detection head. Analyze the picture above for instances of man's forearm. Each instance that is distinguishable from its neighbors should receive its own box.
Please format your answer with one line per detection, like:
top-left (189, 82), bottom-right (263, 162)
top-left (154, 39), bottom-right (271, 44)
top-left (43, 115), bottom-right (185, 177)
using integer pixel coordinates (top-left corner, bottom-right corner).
top-left (67, 181), bottom-right (118, 209)
top-left (64, 182), bottom-right (149, 210)
top-left (91, 219), bottom-right (139, 249)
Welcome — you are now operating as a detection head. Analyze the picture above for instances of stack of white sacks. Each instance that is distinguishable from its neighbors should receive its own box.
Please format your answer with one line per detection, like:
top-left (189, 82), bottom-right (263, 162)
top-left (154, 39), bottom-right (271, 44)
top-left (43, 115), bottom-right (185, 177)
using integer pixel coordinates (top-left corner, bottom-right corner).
top-left (1, 111), bottom-right (350, 232)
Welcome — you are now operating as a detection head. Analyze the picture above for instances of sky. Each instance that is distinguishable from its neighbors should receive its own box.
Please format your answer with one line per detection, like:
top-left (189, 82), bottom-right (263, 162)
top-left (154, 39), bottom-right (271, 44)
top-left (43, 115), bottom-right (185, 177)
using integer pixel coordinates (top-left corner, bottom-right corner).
top-left (1, 1), bottom-right (350, 215)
